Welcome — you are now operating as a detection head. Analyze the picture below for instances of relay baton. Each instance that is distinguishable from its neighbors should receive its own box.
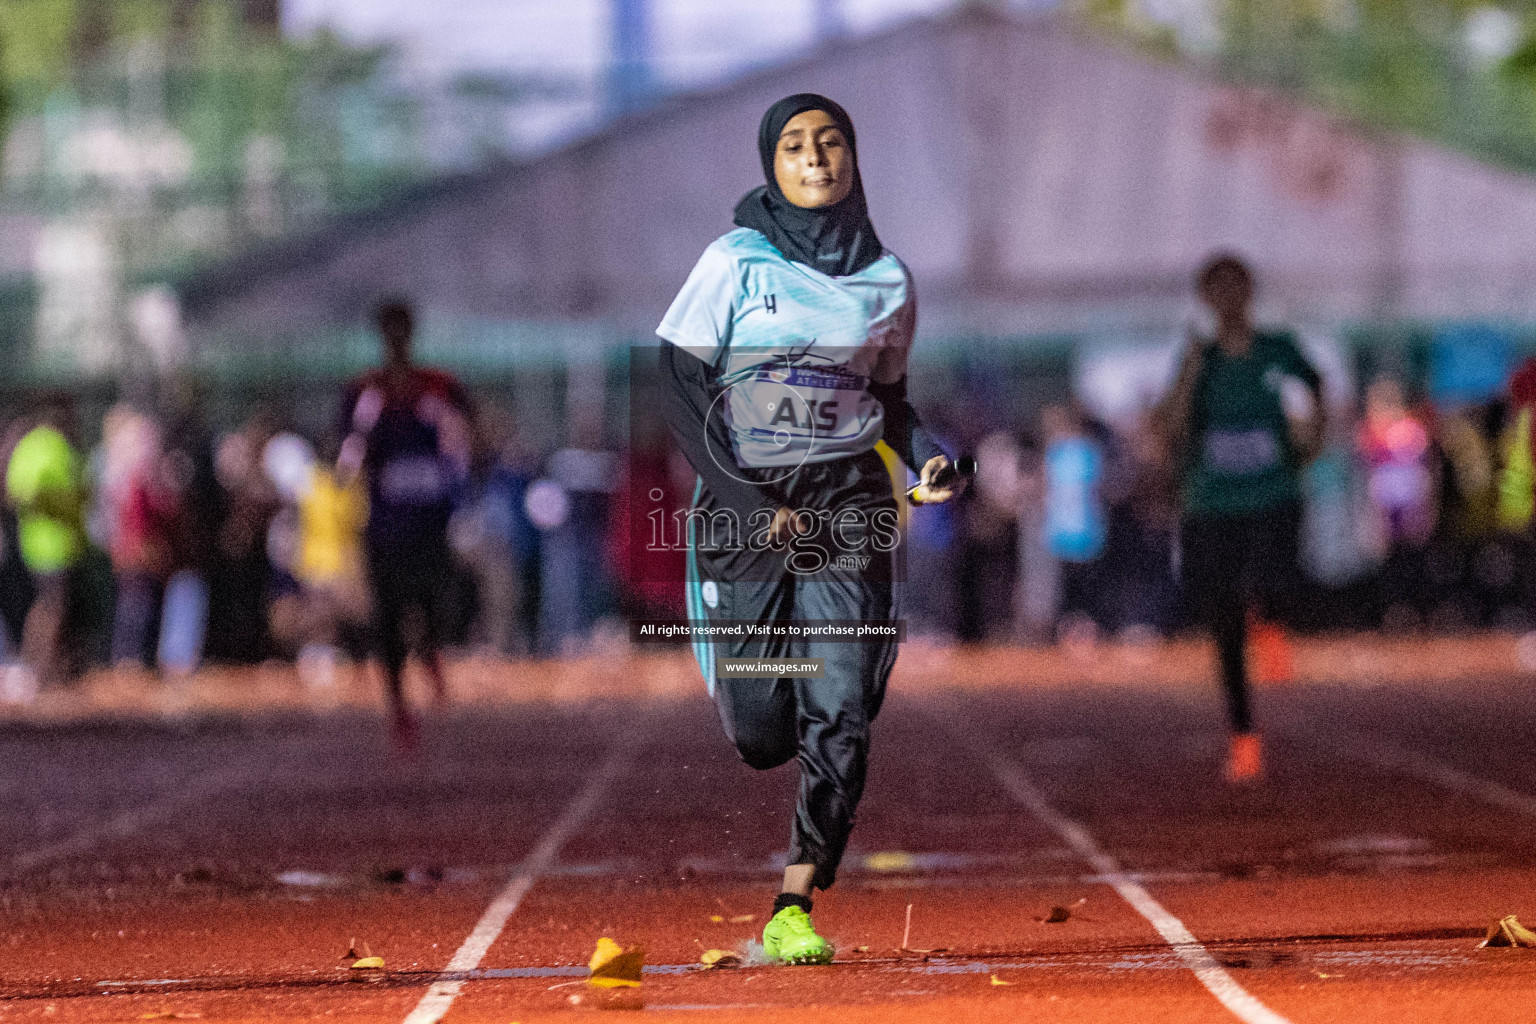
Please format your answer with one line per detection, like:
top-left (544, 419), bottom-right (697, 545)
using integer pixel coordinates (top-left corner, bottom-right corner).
top-left (906, 454), bottom-right (977, 506)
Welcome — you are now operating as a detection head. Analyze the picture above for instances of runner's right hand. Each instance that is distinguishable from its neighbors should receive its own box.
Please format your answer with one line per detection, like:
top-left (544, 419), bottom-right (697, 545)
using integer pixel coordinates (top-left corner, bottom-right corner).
top-left (769, 506), bottom-right (813, 545)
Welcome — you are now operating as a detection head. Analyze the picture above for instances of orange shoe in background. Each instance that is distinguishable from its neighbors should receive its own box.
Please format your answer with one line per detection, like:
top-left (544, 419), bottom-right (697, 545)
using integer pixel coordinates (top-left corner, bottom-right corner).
top-left (1225, 732), bottom-right (1264, 784)
top-left (1250, 616), bottom-right (1295, 685)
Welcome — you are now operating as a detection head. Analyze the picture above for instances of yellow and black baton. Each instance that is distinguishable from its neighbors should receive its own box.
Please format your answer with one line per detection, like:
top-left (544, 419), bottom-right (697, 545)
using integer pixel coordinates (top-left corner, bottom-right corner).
top-left (906, 455), bottom-right (976, 506)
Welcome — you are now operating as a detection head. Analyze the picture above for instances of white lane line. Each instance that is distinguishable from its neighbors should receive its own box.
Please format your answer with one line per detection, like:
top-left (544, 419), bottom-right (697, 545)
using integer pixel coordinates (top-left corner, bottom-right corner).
top-left (967, 742), bottom-right (1293, 1024)
top-left (401, 731), bottom-right (642, 1024)
top-left (1325, 728), bottom-right (1536, 818)
top-left (6, 737), bottom-right (305, 875)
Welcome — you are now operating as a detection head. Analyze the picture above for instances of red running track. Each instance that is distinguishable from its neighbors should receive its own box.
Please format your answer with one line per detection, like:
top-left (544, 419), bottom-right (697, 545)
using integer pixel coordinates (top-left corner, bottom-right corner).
top-left (4, 657), bottom-right (1536, 1022)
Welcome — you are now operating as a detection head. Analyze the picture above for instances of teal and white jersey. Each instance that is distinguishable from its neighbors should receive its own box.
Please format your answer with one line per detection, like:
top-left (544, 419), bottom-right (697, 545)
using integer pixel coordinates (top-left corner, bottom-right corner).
top-left (657, 227), bottom-right (914, 468)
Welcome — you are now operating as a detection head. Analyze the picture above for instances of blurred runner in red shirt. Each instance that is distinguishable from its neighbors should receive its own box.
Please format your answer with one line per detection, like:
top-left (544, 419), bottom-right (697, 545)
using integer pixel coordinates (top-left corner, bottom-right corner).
top-left (339, 299), bottom-right (473, 752)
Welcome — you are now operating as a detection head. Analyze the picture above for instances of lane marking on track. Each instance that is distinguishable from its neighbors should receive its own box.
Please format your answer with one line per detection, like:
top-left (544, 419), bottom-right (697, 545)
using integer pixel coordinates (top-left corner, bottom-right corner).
top-left (77, 947), bottom-right (1482, 996)
top-left (1324, 729), bottom-right (1536, 818)
top-left (401, 730), bottom-right (642, 1024)
top-left (5, 734), bottom-right (310, 876)
top-left (645, 1004), bottom-right (771, 1011)
top-left (962, 738), bottom-right (1293, 1024)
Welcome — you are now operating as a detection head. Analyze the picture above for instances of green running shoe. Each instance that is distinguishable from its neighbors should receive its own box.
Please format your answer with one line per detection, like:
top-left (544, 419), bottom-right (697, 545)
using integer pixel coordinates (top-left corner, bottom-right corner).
top-left (762, 905), bottom-right (834, 965)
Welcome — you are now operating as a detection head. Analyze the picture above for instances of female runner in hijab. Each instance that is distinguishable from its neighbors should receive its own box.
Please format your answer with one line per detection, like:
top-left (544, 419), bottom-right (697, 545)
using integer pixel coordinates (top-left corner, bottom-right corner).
top-left (656, 94), bottom-right (964, 964)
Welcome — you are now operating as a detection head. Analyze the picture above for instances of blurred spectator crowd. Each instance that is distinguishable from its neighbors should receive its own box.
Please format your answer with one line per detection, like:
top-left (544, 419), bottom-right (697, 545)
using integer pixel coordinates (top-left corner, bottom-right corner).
top-left (2, 350), bottom-right (1536, 699)
top-left (919, 365), bottom-right (1536, 647)
top-left (0, 379), bottom-right (557, 701)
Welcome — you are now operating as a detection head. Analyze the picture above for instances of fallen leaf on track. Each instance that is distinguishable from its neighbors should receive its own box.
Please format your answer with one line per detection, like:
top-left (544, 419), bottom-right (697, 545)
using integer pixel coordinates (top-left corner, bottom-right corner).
top-left (990, 974), bottom-right (1014, 986)
top-left (700, 949), bottom-right (743, 969)
top-left (350, 956), bottom-right (385, 970)
top-left (864, 851), bottom-right (917, 872)
top-left (588, 936), bottom-right (644, 988)
top-left (1481, 915), bottom-right (1536, 948)
top-left (730, 914), bottom-right (755, 923)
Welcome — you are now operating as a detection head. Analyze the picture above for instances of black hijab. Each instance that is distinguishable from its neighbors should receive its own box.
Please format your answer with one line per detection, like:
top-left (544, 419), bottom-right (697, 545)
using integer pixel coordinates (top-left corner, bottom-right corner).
top-left (732, 93), bottom-right (884, 278)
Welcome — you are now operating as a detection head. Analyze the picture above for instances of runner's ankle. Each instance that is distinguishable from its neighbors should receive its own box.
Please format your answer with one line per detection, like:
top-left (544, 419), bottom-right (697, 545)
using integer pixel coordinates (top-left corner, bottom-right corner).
top-left (773, 892), bottom-right (812, 916)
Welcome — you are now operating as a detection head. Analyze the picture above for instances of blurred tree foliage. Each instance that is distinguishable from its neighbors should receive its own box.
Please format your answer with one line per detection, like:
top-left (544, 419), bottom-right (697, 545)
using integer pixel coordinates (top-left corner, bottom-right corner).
top-left (1072, 0), bottom-right (1536, 172)
top-left (0, 36), bottom-right (9, 172)
top-left (0, 0), bottom-right (421, 275)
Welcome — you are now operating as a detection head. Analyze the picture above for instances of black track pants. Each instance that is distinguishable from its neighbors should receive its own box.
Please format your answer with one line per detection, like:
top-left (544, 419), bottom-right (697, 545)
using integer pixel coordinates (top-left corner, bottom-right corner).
top-left (686, 451), bottom-right (901, 892)
top-left (702, 571), bottom-right (896, 891)
top-left (1181, 502), bottom-right (1301, 734)
top-left (367, 537), bottom-right (451, 686)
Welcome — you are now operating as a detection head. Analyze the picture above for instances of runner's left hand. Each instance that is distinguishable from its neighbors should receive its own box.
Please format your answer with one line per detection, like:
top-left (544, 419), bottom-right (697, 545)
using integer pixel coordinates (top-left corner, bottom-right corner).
top-left (912, 455), bottom-right (966, 505)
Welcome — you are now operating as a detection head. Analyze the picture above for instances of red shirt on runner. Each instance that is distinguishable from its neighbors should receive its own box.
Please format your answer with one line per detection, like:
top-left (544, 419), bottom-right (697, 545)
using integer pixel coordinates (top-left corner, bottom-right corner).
top-left (339, 366), bottom-right (473, 548)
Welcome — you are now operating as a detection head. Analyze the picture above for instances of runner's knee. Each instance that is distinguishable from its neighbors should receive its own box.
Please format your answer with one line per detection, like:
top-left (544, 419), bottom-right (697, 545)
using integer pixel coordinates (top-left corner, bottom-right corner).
top-left (733, 732), bottom-right (796, 770)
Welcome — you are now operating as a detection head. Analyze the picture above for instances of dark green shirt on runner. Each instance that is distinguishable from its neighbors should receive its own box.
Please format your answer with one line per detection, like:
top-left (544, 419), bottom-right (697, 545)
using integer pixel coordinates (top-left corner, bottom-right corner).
top-left (1182, 329), bottom-right (1321, 518)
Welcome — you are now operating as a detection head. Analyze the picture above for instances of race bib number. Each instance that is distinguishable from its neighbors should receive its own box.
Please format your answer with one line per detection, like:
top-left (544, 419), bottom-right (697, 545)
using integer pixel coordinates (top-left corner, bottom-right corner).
top-left (1203, 428), bottom-right (1281, 476)
top-left (728, 364), bottom-right (868, 467)
top-left (380, 455), bottom-right (449, 506)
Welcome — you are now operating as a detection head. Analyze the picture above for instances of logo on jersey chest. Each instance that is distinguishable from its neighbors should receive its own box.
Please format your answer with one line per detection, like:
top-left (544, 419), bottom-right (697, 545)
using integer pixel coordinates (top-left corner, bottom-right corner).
top-left (769, 396), bottom-right (839, 431)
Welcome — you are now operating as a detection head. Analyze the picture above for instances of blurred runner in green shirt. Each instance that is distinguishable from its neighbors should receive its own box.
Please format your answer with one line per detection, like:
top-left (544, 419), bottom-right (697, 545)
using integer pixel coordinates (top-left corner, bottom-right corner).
top-left (1158, 254), bottom-right (1325, 785)
top-left (5, 396), bottom-right (86, 685)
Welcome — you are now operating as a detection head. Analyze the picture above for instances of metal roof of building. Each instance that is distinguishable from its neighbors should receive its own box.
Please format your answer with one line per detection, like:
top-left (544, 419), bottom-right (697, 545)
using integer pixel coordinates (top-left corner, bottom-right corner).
top-left (178, 5), bottom-right (1536, 346)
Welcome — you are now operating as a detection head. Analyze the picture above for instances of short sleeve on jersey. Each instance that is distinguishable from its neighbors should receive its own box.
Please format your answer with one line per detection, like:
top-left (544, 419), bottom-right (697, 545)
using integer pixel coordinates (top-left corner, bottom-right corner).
top-left (657, 241), bottom-right (737, 364)
top-left (884, 265), bottom-right (917, 357)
